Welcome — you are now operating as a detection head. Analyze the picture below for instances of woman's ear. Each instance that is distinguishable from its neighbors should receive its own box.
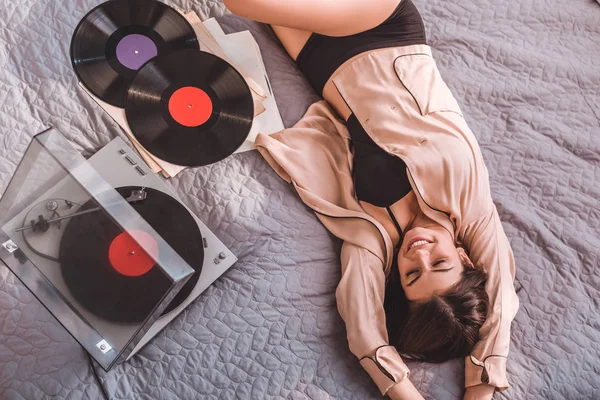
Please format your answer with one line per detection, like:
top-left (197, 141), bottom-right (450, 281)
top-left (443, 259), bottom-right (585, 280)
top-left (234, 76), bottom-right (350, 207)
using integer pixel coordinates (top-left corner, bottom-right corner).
top-left (456, 247), bottom-right (475, 269)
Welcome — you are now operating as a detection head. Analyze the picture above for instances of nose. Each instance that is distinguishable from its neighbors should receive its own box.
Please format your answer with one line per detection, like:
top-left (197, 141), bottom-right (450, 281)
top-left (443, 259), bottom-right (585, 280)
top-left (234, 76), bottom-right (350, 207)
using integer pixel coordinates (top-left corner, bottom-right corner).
top-left (412, 248), bottom-right (431, 270)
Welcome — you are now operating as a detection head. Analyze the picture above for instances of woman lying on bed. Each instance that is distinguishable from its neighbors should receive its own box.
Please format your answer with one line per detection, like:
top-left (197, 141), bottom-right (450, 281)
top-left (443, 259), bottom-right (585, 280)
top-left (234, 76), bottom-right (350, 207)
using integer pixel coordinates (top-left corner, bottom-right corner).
top-left (223, 0), bottom-right (520, 398)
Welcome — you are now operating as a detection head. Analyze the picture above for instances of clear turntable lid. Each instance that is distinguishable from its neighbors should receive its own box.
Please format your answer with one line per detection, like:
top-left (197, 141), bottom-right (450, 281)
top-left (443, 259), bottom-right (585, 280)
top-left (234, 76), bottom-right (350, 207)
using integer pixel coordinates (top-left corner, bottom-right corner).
top-left (0, 128), bottom-right (195, 370)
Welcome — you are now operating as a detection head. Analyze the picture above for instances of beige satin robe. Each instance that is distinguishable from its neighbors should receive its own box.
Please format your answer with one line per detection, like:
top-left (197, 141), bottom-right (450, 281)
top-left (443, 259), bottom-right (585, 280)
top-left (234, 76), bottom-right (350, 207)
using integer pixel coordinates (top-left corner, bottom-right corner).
top-left (255, 44), bottom-right (519, 396)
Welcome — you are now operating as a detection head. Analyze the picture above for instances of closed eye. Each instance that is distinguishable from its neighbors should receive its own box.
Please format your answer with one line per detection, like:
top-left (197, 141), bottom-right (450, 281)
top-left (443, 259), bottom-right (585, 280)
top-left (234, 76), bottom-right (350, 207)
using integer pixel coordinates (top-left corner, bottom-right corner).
top-left (433, 259), bottom-right (447, 267)
top-left (406, 260), bottom-right (446, 279)
top-left (405, 269), bottom-right (419, 285)
top-left (406, 263), bottom-right (454, 286)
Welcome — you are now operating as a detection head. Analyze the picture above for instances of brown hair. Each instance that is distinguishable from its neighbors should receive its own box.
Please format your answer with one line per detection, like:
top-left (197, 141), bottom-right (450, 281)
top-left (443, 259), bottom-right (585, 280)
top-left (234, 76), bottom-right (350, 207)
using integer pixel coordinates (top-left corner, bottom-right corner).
top-left (384, 257), bottom-right (489, 363)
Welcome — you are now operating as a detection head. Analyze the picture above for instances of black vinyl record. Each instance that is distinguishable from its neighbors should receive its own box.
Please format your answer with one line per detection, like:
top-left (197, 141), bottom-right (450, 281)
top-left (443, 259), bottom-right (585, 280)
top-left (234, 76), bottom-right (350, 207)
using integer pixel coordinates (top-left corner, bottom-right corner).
top-left (125, 49), bottom-right (254, 167)
top-left (70, 0), bottom-right (199, 107)
top-left (59, 187), bottom-right (203, 323)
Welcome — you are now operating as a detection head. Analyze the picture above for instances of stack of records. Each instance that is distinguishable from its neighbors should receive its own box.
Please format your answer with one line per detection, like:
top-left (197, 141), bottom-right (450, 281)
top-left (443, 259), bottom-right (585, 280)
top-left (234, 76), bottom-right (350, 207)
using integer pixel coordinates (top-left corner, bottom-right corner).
top-left (71, 0), bottom-right (284, 177)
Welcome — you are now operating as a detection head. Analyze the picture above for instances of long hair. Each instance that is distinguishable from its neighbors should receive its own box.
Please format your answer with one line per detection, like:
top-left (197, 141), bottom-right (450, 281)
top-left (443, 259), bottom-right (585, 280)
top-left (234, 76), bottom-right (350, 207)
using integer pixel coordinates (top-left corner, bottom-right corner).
top-left (383, 253), bottom-right (489, 363)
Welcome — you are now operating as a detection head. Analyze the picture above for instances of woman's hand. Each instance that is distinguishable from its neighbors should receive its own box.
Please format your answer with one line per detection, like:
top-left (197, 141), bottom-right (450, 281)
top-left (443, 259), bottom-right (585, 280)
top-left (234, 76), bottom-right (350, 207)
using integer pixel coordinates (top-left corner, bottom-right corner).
top-left (386, 379), bottom-right (425, 400)
top-left (463, 384), bottom-right (495, 400)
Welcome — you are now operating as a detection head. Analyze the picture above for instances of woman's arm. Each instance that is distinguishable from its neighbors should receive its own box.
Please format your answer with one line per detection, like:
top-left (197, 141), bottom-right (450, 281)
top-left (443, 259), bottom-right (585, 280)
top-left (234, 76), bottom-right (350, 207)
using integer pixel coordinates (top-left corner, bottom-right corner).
top-left (223, 0), bottom-right (401, 36)
top-left (337, 241), bottom-right (422, 399)
top-left (461, 205), bottom-right (520, 394)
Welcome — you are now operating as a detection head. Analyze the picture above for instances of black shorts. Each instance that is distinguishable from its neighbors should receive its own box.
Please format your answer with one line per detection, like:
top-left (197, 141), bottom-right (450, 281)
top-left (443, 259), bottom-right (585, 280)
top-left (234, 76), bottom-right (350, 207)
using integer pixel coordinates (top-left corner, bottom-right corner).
top-left (296, 0), bottom-right (427, 94)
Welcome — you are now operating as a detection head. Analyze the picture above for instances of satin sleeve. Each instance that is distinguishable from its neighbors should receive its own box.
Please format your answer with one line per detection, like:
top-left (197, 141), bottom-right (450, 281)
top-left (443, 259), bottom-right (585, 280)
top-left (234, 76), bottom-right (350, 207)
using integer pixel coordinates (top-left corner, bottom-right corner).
top-left (461, 205), bottom-right (520, 391)
top-left (337, 241), bottom-right (410, 395)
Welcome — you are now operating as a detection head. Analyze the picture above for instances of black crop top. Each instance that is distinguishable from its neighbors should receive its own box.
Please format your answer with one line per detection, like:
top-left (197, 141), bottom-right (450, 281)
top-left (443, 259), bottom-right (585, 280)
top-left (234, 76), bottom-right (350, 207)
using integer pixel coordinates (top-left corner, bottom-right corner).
top-left (347, 115), bottom-right (412, 207)
top-left (296, 0), bottom-right (426, 94)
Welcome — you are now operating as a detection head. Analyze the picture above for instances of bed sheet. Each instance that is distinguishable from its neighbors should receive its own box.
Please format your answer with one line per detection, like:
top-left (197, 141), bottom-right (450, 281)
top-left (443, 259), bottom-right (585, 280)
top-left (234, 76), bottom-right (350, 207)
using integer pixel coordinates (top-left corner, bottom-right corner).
top-left (0, 0), bottom-right (599, 399)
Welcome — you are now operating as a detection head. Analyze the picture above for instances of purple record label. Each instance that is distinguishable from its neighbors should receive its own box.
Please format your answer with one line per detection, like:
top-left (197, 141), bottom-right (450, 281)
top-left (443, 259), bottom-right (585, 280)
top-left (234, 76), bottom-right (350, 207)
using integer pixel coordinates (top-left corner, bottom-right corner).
top-left (115, 34), bottom-right (158, 70)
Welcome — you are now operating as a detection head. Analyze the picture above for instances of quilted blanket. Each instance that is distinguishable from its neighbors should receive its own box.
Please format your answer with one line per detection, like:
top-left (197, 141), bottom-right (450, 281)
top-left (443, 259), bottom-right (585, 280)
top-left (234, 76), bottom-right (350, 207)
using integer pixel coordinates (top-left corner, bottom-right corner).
top-left (1, 0), bottom-right (599, 399)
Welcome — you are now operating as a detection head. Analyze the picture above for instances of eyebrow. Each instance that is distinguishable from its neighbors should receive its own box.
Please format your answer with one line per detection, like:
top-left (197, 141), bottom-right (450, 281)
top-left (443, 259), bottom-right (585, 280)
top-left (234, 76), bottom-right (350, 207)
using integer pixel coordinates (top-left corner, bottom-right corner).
top-left (407, 266), bottom-right (455, 287)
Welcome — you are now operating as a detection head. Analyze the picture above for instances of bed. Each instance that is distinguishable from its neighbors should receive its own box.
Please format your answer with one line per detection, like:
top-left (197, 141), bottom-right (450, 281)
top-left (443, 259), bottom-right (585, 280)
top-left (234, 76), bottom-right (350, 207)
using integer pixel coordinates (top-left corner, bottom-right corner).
top-left (1, 0), bottom-right (599, 398)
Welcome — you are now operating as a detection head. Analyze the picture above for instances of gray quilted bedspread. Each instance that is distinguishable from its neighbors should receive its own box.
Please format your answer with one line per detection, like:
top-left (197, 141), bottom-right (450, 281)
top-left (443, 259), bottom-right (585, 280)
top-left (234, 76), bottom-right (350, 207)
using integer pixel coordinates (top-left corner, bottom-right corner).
top-left (1, 0), bottom-right (599, 399)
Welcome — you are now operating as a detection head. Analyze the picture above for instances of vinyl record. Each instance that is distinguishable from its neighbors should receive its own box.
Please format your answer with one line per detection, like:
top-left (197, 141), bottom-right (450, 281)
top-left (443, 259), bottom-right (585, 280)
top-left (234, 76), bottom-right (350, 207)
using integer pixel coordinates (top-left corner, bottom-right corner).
top-left (70, 0), bottom-right (199, 107)
top-left (59, 187), bottom-right (203, 323)
top-left (125, 49), bottom-right (254, 167)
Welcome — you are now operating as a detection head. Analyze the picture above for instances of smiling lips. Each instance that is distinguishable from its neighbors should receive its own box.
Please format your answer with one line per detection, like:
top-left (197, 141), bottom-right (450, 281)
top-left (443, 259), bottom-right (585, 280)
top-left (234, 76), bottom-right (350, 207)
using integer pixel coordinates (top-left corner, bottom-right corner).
top-left (406, 236), bottom-right (433, 253)
top-left (409, 239), bottom-right (431, 249)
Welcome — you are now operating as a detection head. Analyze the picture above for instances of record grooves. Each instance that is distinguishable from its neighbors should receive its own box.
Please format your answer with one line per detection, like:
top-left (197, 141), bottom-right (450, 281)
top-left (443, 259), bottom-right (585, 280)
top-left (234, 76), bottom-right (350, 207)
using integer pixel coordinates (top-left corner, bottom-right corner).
top-left (70, 0), bottom-right (199, 107)
top-left (125, 49), bottom-right (254, 167)
top-left (59, 187), bottom-right (203, 323)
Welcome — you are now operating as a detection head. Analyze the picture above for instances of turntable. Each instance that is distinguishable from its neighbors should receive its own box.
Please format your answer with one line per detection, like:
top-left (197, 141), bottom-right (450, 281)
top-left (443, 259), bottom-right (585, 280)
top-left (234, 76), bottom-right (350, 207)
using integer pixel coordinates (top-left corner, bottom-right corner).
top-left (0, 128), bottom-right (236, 370)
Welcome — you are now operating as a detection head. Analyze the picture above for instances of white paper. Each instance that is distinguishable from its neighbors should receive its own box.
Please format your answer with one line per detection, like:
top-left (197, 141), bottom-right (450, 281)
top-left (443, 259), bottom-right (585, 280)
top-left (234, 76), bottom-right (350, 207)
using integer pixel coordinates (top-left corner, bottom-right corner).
top-left (204, 18), bottom-right (285, 147)
top-left (185, 12), bottom-right (266, 100)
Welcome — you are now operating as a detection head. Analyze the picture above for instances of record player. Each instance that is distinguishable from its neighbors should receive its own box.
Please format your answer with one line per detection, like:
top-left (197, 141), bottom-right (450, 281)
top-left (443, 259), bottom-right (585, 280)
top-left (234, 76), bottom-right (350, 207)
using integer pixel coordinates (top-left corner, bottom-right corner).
top-left (0, 128), bottom-right (236, 370)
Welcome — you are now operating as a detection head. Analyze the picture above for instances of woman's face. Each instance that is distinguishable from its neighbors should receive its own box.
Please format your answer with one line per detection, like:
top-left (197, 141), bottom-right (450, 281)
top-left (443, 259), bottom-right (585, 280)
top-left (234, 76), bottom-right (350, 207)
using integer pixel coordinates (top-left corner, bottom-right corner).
top-left (397, 225), bottom-right (465, 301)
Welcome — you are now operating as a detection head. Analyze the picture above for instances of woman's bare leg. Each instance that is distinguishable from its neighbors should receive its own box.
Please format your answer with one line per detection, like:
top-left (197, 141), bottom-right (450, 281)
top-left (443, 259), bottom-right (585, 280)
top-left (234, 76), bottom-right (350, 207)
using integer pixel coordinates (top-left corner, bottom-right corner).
top-left (223, 0), bottom-right (400, 37)
top-left (224, 0), bottom-right (402, 120)
top-left (225, 0), bottom-right (401, 61)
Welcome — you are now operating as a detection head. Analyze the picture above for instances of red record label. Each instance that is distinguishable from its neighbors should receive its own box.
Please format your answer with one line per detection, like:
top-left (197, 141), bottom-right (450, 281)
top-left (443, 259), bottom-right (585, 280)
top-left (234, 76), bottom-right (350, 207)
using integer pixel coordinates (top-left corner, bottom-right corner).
top-left (108, 230), bottom-right (158, 276)
top-left (168, 86), bottom-right (213, 127)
